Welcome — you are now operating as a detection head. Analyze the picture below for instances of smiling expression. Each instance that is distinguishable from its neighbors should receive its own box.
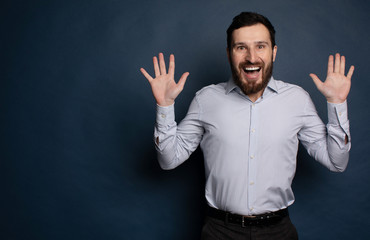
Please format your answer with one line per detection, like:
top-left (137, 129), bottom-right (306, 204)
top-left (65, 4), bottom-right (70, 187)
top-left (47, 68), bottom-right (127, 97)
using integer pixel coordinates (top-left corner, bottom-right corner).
top-left (227, 23), bottom-right (277, 101)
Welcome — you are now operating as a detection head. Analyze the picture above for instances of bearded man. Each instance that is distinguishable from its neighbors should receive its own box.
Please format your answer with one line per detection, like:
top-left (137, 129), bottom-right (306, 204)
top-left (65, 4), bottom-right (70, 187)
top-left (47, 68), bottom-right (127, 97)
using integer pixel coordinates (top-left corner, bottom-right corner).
top-left (140, 12), bottom-right (354, 240)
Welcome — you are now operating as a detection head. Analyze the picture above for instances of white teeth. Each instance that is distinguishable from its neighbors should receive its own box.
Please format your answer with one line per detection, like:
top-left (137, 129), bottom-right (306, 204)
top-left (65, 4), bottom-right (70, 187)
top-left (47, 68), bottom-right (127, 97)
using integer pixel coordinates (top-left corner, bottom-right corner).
top-left (245, 67), bottom-right (260, 71)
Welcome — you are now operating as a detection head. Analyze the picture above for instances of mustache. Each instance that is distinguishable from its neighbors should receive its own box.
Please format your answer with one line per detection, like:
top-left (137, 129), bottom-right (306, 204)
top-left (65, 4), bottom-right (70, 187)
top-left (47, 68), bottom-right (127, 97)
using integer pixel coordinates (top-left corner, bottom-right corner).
top-left (238, 60), bottom-right (264, 68)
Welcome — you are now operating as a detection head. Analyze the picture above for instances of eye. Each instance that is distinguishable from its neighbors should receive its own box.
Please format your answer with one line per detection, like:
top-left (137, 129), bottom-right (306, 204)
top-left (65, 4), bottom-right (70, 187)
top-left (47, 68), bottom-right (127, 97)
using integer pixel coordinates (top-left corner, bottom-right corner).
top-left (257, 45), bottom-right (265, 49)
top-left (237, 46), bottom-right (246, 50)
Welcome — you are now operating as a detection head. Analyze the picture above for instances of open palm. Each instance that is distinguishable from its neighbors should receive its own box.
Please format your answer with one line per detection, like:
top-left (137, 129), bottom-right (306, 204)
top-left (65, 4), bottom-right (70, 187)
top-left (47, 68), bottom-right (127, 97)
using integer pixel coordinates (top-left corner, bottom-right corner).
top-left (140, 53), bottom-right (189, 106)
top-left (310, 53), bottom-right (354, 103)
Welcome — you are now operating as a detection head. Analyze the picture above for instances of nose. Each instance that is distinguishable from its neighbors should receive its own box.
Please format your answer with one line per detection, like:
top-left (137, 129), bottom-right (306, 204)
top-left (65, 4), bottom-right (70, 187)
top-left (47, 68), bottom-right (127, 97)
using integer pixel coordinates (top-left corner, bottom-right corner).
top-left (245, 49), bottom-right (257, 63)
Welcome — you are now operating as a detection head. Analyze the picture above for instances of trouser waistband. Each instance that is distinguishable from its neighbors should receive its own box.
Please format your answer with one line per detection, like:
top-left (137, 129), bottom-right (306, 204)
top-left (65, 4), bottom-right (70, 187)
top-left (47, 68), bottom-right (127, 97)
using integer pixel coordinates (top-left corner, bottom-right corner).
top-left (206, 206), bottom-right (289, 227)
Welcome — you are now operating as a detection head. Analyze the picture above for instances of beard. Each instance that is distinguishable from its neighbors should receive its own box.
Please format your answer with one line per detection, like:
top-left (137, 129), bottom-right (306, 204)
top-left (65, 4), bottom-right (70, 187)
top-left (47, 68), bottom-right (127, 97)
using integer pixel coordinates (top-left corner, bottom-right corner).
top-left (230, 57), bottom-right (273, 96)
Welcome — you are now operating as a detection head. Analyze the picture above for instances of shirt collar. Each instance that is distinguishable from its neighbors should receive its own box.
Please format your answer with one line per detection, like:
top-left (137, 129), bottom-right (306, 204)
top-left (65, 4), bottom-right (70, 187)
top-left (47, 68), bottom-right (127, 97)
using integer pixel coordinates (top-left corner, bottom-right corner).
top-left (225, 76), bottom-right (279, 95)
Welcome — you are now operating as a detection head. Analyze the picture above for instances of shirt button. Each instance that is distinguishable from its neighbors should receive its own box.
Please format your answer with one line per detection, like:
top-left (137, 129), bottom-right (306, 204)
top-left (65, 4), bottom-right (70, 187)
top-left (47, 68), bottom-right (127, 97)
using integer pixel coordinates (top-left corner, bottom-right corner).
top-left (339, 112), bottom-right (342, 116)
top-left (250, 181), bottom-right (254, 185)
top-left (161, 114), bottom-right (166, 118)
top-left (251, 128), bottom-right (255, 133)
top-left (250, 155), bottom-right (254, 159)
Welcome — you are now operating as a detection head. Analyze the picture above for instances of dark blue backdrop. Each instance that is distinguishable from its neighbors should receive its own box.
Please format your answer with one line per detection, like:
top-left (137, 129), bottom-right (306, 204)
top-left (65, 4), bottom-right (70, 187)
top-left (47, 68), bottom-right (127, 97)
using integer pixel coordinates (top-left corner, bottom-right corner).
top-left (1, 0), bottom-right (370, 239)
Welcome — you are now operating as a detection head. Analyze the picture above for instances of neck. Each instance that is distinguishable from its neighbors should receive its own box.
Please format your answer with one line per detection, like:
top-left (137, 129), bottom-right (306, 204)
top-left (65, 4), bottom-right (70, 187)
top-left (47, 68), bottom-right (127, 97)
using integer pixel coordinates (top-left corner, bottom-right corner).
top-left (248, 88), bottom-right (265, 102)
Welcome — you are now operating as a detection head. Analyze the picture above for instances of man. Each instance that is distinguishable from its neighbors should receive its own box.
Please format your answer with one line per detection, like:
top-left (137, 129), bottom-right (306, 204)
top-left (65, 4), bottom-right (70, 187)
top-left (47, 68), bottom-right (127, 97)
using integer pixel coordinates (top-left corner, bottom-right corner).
top-left (140, 12), bottom-right (354, 240)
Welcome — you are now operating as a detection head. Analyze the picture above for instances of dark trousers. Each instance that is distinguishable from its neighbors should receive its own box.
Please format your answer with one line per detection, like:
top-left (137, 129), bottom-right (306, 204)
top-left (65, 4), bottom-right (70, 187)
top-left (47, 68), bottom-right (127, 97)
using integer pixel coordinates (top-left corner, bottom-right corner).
top-left (201, 215), bottom-right (298, 240)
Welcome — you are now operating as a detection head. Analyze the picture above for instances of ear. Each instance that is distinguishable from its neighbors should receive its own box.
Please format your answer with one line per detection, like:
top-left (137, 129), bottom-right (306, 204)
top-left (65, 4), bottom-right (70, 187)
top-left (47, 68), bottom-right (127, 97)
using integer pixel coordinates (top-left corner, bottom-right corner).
top-left (272, 45), bottom-right (277, 62)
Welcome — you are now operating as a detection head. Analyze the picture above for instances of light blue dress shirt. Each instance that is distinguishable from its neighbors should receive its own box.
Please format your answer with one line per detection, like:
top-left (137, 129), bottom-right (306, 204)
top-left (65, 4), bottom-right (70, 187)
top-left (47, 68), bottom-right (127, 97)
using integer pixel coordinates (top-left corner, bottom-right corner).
top-left (154, 77), bottom-right (350, 216)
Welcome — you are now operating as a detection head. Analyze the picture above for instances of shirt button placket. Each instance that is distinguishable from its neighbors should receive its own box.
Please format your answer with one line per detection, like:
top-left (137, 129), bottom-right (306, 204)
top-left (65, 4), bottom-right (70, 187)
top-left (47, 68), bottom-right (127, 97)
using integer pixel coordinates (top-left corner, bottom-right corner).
top-left (248, 102), bottom-right (258, 214)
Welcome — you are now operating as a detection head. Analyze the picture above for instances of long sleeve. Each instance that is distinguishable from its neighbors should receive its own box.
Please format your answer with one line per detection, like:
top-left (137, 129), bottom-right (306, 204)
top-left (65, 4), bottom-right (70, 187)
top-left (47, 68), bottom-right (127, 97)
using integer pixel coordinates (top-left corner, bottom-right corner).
top-left (154, 97), bottom-right (204, 170)
top-left (151, 78), bottom-right (352, 215)
top-left (298, 98), bottom-right (350, 172)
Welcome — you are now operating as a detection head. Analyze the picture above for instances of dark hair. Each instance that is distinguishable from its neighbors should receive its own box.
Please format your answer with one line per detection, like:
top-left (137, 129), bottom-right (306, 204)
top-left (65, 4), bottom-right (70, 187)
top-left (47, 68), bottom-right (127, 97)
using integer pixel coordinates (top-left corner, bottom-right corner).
top-left (227, 12), bottom-right (276, 49)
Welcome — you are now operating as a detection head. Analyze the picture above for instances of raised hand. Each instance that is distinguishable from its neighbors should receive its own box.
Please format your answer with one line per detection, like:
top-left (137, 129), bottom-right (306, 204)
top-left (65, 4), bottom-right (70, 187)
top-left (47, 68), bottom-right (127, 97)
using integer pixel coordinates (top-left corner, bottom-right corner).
top-left (140, 53), bottom-right (189, 106)
top-left (310, 53), bottom-right (354, 103)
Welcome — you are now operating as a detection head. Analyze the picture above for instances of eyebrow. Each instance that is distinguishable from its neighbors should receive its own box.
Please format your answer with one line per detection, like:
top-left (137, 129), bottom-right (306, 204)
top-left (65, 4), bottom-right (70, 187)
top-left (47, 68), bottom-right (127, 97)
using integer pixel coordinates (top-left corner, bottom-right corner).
top-left (233, 41), bottom-right (270, 46)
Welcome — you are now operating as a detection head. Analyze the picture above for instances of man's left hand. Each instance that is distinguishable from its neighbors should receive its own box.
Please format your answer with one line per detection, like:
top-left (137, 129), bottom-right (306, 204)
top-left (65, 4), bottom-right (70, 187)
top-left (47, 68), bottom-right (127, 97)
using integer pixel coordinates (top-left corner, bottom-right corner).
top-left (310, 53), bottom-right (354, 103)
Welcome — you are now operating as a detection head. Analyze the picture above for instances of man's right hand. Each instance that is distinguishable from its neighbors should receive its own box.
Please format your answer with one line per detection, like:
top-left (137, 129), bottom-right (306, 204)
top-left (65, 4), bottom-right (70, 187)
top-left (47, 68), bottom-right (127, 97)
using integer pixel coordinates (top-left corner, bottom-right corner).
top-left (140, 53), bottom-right (189, 107)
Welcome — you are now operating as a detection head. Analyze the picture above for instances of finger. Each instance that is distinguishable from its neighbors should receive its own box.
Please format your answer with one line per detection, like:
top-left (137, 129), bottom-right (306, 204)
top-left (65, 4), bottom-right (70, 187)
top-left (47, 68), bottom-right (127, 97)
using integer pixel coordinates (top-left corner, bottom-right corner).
top-left (168, 54), bottom-right (175, 77)
top-left (309, 73), bottom-right (323, 90)
top-left (327, 55), bottom-right (334, 75)
top-left (346, 65), bottom-right (355, 80)
top-left (140, 68), bottom-right (153, 82)
top-left (340, 55), bottom-right (345, 75)
top-left (159, 52), bottom-right (167, 75)
top-left (153, 56), bottom-right (160, 77)
top-left (334, 53), bottom-right (340, 73)
top-left (177, 72), bottom-right (189, 90)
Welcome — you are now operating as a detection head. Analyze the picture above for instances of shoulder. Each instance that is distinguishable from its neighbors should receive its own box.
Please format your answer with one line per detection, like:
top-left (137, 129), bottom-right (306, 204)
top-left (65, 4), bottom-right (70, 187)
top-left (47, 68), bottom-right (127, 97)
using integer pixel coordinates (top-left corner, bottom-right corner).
top-left (274, 79), bottom-right (310, 98)
top-left (271, 79), bottom-right (314, 109)
top-left (195, 82), bottom-right (227, 98)
top-left (191, 82), bottom-right (229, 109)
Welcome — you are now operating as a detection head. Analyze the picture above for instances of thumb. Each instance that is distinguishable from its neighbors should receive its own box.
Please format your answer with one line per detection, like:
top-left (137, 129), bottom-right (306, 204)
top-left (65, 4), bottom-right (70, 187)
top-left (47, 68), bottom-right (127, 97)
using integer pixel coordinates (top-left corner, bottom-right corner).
top-left (309, 73), bottom-right (323, 90)
top-left (177, 72), bottom-right (189, 90)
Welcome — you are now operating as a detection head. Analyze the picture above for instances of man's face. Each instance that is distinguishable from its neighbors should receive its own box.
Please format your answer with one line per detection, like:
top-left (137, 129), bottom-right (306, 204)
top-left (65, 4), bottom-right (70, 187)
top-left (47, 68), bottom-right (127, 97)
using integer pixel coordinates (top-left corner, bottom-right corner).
top-left (227, 23), bottom-right (277, 98)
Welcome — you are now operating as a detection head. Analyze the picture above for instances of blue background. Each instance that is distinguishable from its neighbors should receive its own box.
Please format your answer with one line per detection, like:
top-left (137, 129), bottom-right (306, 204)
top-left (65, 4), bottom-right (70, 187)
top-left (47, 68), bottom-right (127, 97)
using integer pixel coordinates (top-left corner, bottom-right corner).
top-left (1, 0), bottom-right (370, 239)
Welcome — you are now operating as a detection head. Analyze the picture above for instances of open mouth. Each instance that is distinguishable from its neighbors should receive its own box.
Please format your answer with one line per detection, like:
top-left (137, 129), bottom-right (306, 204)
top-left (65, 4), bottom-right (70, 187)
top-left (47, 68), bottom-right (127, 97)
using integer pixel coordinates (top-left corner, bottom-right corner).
top-left (243, 66), bottom-right (261, 80)
top-left (243, 66), bottom-right (261, 73)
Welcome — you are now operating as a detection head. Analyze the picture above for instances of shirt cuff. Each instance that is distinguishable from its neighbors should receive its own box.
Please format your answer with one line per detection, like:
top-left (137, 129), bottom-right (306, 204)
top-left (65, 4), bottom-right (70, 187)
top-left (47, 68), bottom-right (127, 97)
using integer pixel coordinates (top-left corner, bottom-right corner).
top-left (327, 100), bottom-right (348, 126)
top-left (156, 103), bottom-right (175, 126)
